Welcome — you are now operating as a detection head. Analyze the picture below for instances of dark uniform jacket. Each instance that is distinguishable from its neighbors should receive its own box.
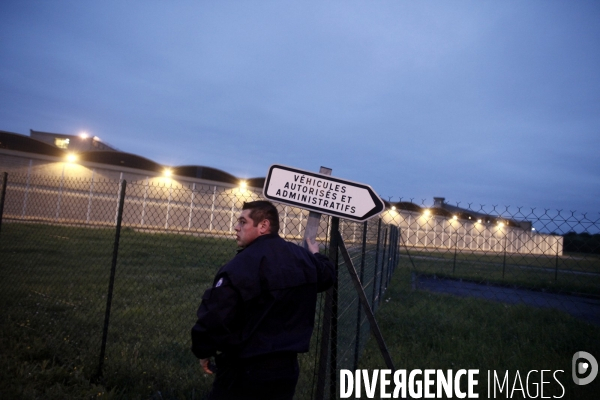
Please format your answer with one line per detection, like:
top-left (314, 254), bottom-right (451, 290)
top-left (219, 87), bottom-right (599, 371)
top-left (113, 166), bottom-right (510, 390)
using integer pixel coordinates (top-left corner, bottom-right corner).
top-left (191, 233), bottom-right (335, 360)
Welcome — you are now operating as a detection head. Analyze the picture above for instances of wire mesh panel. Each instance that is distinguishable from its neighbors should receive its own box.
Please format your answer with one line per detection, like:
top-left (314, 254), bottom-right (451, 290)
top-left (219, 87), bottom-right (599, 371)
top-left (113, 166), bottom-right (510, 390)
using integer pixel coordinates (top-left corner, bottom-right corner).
top-left (99, 182), bottom-right (250, 397)
top-left (0, 175), bottom-right (120, 395)
top-left (360, 203), bottom-right (600, 399)
top-left (335, 219), bottom-right (398, 372)
top-left (5, 171), bottom-right (599, 399)
top-left (97, 181), bottom-right (369, 399)
top-left (380, 204), bottom-right (600, 315)
top-left (315, 217), bottom-right (399, 400)
top-left (0, 172), bottom-right (400, 398)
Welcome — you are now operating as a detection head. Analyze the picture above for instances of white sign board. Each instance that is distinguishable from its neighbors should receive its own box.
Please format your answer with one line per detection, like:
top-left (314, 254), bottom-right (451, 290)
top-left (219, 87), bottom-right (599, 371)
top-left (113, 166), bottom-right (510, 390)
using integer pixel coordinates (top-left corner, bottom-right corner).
top-left (263, 164), bottom-right (385, 222)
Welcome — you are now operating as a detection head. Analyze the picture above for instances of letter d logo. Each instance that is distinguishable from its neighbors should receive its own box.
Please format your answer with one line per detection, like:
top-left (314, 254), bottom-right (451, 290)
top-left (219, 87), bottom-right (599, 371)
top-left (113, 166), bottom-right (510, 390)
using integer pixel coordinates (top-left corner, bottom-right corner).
top-left (572, 351), bottom-right (598, 385)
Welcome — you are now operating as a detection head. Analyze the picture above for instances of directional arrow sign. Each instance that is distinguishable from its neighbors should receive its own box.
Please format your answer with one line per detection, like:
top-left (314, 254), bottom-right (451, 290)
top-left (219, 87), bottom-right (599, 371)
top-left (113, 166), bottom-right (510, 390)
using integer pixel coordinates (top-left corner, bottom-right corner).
top-left (263, 164), bottom-right (385, 222)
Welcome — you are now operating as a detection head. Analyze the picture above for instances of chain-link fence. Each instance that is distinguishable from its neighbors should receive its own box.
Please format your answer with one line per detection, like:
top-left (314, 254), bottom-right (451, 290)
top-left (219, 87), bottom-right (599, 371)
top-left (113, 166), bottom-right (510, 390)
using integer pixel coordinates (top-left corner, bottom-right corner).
top-left (0, 173), bottom-right (398, 399)
top-left (378, 201), bottom-right (600, 319)
top-left (356, 200), bottom-right (599, 399)
top-left (2, 172), bottom-right (599, 399)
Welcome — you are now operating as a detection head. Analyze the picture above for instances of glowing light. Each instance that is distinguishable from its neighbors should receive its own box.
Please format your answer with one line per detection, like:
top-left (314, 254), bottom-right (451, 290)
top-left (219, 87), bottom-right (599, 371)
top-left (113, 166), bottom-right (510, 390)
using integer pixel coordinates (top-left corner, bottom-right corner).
top-left (66, 153), bottom-right (77, 163)
top-left (55, 138), bottom-right (70, 149)
top-left (477, 219), bottom-right (482, 224)
top-left (532, 228), bottom-right (536, 231)
top-left (391, 206), bottom-right (396, 211)
top-left (80, 132), bottom-right (89, 139)
top-left (239, 180), bottom-right (247, 193)
top-left (452, 215), bottom-right (458, 220)
top-left (163, 168), bottom-right (172, 177)
top-left (423, 209), bottom-right (431, 216)
top-left (498, 222), bottom-right (505, 228)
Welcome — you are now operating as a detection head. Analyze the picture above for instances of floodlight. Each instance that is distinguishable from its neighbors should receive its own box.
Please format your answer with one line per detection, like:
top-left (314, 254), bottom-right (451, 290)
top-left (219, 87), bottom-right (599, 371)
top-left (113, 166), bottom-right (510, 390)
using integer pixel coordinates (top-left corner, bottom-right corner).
top-left (163, 168), bottom-right (172, 177)
top-left (66, 153), bottom-right (77, 163)
top-left (80, 132), bottom-right (89, 139)
top-left (391, 206), bottom-right (396, 211)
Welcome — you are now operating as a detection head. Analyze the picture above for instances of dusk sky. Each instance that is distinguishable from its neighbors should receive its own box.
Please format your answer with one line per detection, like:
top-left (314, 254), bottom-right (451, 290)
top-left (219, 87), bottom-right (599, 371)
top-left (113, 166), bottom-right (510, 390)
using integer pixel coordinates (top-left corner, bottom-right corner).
top-left (1, 1), bottom-right (599, 213)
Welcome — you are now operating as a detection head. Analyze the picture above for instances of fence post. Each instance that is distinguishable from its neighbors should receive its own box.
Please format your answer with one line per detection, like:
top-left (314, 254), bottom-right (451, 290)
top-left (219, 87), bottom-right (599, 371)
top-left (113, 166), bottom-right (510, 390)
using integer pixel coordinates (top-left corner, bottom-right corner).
top-left (141, 177), bottom-right (148, 227)
top-left (229, 195), bottom-right (235, 233)
top-left (336, 230), bottom-right (395, 372)
top-left (188, 183), bottom-right (196, 230)
top-left (394, 226), bottom-right (401, 273)
top-left (379, 227), bottom-right (388, 298)
top-left (328, 217), bottom-right (340, 400)
top-left (372, 218), bottom-right (382, 306)
top-left (55, 164), bottom-right (65, 221)
top-left (387, 226), bottom-right (397, 286)
top-left (388, 226), bottom-right (395, 286)
top-left (95, 179), bottom-right (127, 380)
top-left (312, 166), bottom-right (335, 400)
top-left (21, 161), bottom-right (31, 217)
top-left (114, 172), bottom-right (123, 225)
top-left (315, 216), bottom-right (339, 400)
top-left (452, 225), bottom-right (458, 274)
top-left (554, 237), bottom-right (560, 283)
top-left (502, 230), bottom-right (507, 279)
top-left (0, 172), bottom-right (8, 236)
top-left (86, 169), bottom-right (95, 224)
top-left (165, 184), bottom-right (172, 230)
top-left (353, 221), bottom-right (368, 370)
top-left (502, 231), bottom-right (508, 279)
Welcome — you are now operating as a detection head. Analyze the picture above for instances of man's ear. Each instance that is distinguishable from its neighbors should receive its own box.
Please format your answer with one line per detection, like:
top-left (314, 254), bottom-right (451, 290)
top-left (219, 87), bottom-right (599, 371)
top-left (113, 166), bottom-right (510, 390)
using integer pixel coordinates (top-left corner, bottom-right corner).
top-left (259, 219), bottom-right (271, 234)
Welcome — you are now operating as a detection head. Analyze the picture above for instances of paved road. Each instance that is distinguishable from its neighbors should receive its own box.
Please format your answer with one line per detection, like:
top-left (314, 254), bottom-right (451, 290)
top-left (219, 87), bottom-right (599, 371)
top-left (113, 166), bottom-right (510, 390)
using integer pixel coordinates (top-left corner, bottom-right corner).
top-left (416, 275), bottom-right (600, 326)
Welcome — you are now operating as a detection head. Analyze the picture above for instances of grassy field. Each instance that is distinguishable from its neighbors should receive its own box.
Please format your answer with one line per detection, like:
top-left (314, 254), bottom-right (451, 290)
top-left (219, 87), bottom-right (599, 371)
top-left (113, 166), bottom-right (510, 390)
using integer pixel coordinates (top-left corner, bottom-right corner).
top-left (0, 222), bottom-right (237, 399)
top-left (397, 246), bottom-right (600, 296)
top-left (1, 222), bottom-right (599, 399)
top-left (359, 268), bottom-right (600, 399)
top-left (0, 222), bottom-right (334, 399)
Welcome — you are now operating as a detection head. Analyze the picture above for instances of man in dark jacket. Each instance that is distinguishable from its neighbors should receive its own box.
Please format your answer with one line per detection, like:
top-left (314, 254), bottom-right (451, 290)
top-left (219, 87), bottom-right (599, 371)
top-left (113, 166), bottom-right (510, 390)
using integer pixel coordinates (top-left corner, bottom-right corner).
top-left (191, 200), bottom-right (335, 400)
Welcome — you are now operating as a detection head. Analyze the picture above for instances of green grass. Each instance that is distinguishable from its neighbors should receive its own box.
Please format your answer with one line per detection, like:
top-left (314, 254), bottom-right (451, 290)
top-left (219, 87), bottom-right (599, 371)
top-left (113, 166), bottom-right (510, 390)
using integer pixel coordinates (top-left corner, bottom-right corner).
top-left (397, 246), bottom-right (600, 296)
top-left (0, 223), bottom-right (330, 399)
top-left (0, 222), bottom-right (237, 399)
top-left (359, 268), bottom-right (600, 399)
top-left (2, 222), bottom-right (599, 399)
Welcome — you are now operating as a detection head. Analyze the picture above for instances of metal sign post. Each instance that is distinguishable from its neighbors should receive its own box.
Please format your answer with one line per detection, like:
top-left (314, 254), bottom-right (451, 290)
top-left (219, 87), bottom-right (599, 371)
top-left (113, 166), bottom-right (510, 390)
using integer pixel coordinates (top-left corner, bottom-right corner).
top-left (265, 164), bottom-right (394, 399)
top-left (302, 166), bottom-right (332, 248)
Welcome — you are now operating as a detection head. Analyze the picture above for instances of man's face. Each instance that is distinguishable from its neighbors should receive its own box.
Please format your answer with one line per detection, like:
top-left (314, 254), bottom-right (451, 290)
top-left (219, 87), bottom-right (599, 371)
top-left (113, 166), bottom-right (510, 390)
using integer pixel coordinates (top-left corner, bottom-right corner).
top-left (234, 209), bottom-right (262, 247)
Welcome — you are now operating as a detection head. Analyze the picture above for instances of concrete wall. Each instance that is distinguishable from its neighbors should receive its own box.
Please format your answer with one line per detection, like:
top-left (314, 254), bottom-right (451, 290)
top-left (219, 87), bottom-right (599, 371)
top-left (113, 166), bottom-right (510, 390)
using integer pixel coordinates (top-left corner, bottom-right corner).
top-left (380, 209), bottom-right (563, 256)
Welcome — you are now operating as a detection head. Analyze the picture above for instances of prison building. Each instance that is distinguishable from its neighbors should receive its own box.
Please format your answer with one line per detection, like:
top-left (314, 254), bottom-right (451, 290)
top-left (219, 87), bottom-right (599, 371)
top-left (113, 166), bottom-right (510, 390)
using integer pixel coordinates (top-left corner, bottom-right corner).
top-left (0, 129), bottom-right (562, 255)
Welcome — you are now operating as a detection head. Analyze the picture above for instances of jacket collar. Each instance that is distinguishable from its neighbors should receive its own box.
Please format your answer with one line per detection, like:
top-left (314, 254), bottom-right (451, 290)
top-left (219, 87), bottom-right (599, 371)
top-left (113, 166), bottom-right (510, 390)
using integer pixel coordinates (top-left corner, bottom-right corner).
top-left (237, 232), bottom-right (280, 253)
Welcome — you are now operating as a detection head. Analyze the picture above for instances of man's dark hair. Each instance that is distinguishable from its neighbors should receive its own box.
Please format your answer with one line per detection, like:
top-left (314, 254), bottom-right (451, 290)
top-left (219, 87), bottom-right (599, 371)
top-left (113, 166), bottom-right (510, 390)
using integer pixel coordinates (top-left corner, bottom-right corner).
top-left (242, 201), bottom-right (280, 233)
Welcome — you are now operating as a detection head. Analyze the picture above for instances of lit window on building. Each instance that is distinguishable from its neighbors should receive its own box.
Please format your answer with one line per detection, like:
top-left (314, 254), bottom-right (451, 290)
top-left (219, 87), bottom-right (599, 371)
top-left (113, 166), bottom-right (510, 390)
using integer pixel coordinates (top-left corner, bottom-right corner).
top-left (55, 138), bottom-right (70, 149)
